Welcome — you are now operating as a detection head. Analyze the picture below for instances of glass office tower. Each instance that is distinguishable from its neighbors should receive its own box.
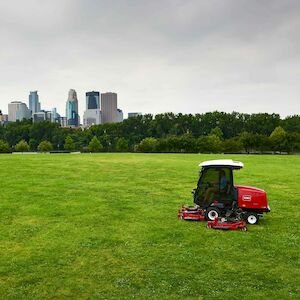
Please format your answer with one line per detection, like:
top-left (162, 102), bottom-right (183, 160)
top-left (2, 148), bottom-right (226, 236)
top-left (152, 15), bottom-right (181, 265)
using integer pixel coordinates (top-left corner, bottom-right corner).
top-left (66, 89), bottom-right (79, 127)
top-left (29, 91), bottom-right (41, 115)
top-left (86, 91), bottom-right (100, 109)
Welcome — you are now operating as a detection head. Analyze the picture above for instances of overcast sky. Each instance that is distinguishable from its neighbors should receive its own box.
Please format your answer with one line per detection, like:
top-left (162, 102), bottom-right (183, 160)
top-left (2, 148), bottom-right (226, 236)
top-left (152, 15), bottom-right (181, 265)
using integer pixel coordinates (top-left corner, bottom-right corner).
top-left (0, 0), bottom-right (299, 118)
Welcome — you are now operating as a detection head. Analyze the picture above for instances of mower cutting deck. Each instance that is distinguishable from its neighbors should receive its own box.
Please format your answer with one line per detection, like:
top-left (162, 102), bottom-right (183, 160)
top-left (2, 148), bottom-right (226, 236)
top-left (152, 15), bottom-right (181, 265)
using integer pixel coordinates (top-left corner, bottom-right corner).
top-left (207, 218), bottom-right (247, 231)
top-left (178, 205), bottom-right (205, 221)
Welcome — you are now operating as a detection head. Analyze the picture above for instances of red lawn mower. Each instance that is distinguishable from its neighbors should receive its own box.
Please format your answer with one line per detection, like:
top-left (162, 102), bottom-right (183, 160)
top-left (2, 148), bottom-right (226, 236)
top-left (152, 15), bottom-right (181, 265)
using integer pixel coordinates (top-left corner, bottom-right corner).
top-left (179, 159), bottom-right (270, 227)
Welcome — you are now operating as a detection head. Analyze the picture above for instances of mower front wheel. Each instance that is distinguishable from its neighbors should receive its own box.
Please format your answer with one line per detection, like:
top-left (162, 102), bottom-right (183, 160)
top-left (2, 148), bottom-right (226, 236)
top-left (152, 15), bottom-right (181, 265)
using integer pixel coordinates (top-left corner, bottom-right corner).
top-left (245, 212), bottom-right (258, 225)
top-left (205, 207), bottom-right (221, 221)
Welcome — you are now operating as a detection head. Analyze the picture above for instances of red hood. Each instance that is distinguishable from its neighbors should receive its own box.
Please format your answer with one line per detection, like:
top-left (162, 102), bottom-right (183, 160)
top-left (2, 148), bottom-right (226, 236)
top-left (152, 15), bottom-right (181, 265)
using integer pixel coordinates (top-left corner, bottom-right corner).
top-left (236, 185), bottom-right (269, 211)
top-left (235, 185), bottom-right (266, 193)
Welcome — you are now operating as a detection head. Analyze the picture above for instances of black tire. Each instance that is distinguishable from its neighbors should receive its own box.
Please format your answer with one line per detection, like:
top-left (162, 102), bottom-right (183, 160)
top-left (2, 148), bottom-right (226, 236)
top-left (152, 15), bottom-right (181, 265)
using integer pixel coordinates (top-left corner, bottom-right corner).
top-left (205, 207), bottom-right (221, 221)
top-left (245, 212), bottom-right (258, 225)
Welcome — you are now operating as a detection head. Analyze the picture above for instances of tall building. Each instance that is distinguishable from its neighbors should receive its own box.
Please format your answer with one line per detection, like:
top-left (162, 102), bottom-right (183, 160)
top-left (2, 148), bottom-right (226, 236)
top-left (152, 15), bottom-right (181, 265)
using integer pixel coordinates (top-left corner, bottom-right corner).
top-left (60, 117), bottom-right (67, 127)
top-left (117, 109), bottom-right (123, 122)
top-left (29, 91), bottom-right (41, 115)
top-left (86, 91), bottom-right (100, 109)
top-left (8, 101), bottom-right (31, 122)
top-left (83, 91), bottom-right (101, 127)
top-left (101, 92), bottom-right (117, 124)
top-left (33, 110), bottom-right (52, 122)
top-left (66, 89), bottom-right (79, 127)
top-left (51, 108), bottom-right (61, 123)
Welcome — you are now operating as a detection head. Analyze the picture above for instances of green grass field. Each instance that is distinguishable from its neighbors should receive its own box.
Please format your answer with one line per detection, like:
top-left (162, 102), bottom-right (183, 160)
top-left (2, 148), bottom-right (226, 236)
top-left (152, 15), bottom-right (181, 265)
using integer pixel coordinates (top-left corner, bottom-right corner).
top-left (0, 154), bottom-right (299, 299)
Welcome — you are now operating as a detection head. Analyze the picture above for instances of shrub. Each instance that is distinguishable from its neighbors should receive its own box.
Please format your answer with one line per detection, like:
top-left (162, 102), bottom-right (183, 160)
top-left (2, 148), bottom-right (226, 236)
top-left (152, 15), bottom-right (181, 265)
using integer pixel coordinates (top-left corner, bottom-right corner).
top-left (88, 136), bottom-right (103, 152)
top-left (15, 140), bottom-right (29, 152)
top-left (0, 140), bottom-right (11, 153)
top-left (136, 138), bottom-right (158, 153)
top-left (115, 138), bottom-right (128, 152)
top-left (37, 140), bottom-right (53, 152)
top-left (64, 136), bottom-right (75, 151)
top-left (270, 126), bottom-right (287, 153)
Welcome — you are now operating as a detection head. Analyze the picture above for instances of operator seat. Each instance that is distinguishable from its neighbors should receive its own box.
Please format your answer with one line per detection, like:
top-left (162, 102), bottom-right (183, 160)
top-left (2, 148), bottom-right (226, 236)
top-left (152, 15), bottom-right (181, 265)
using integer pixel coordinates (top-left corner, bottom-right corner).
top-left (219, 181), bottom-right (233, 206)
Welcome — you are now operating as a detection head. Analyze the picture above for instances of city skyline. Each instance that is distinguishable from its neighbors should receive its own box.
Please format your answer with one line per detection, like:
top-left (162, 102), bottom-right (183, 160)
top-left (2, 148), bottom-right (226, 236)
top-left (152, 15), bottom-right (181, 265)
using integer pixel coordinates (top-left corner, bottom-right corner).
top-left (0, 89), bottom-right (126, 120)
top-left (2, 89), bottom-right (125, 127)
top-left (0, 1), bottom-right (300, 118)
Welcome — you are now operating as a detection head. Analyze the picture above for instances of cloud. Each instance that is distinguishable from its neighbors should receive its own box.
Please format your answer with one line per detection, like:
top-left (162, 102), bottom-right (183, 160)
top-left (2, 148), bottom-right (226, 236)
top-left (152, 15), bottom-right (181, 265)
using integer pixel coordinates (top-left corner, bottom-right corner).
top-left (0, 0), bottom-right (299, 117)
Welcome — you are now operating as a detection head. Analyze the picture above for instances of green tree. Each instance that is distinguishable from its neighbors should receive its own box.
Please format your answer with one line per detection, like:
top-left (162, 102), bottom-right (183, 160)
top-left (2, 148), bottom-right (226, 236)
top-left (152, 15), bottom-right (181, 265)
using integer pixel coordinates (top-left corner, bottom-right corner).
top-left (177, 134), bottom-right (198, 153)
top-left (206, 134), bottom-right (223, 153)
top-left (88, 136), bottom-right (103, 152)
top-left (64, 136), bottom-right (75, 151)
top-left (115, 138), bottom-right (129, 152)
top-left (239, 132), bottom-right (256, 153)
top-left (282, 115), bottom-right (300, 133)
top-left (210, 127), bottom-right (224, 140)
top-left (136, 137), bottom-right (158, 153)
top-left (15, 139), bottom-right (30, 152)
top-left (37, 140), bottom-right (53, 152)
top-left (222, 138), bottom-right (243, 153)
top-left (252, 134), bottom-right (271, 152)
top-left (270, 126), bottom-right (287, 153)
top-left (29, 138), bottom-right (38, 151)
top-left (286, 132), bottom-right (300, 153)
top-left (156, 136), bottom-right (180, 153)
top-left (197, 135), bottom-right (223, 153)
top-left (0, 140), bottom-right (10, 153)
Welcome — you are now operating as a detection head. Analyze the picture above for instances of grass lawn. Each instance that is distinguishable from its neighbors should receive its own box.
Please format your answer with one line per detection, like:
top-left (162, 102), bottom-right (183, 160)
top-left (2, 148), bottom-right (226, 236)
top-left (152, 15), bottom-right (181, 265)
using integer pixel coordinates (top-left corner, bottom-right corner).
top-left (0, 153), bottom-right (299, 299)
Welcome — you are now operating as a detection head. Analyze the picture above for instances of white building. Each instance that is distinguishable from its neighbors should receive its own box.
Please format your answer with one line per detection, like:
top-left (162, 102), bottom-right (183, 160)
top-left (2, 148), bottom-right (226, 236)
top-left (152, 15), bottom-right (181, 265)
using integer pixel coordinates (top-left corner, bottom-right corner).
top-left (8, 101), bottom-right (31, 122)
top-left (117, 109), bottom-right (123, 122)
top-left (83, 109), bottom-right (102, 127)
top-left (83, 91), bottom-right (101, 127)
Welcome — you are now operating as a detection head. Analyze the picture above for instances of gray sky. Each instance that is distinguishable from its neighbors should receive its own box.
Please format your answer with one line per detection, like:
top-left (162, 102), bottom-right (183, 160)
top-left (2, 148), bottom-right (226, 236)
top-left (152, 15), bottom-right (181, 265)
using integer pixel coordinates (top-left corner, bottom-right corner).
top-left (0, 0), bottom-right (299, 118)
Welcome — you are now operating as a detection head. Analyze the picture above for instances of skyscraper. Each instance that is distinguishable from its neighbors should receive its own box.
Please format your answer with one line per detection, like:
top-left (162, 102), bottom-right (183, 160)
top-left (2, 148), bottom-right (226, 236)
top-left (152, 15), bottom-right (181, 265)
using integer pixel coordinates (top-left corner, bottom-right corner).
top-left (101, 92), bottom-right (117, 124)
top-left (83, 91), bottom-right (101, 127)
top-left (66, 89), bottom-right (79, 127)
top-left (29, 91), bottom-right (41, 115)
top-left (86, 91), bottom-right (100, 109)
top-left (51, 108), bottom-right (61, 123)
top-left (8, 101), bottom-right (31, 122)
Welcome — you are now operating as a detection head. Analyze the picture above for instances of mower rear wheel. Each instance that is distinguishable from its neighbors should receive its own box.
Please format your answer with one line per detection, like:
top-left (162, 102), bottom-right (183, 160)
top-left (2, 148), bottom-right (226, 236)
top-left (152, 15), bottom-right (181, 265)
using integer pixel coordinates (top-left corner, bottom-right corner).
top-left (245, 212), bottom-right (258, 224)
top-left (205, 207), bottom-right (221, 221)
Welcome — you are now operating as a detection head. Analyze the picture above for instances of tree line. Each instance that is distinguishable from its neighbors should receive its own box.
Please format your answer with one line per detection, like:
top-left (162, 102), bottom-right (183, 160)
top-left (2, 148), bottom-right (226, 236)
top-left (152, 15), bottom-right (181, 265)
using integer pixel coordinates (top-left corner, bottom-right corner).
top-left (0, 111), bottom-right (300, 153)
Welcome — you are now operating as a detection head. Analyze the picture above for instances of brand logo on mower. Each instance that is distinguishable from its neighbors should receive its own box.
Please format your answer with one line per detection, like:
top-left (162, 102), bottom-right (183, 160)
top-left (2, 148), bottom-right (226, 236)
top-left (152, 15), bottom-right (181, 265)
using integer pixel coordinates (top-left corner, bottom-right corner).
top-left (242, 195), bottom-right (252, 201)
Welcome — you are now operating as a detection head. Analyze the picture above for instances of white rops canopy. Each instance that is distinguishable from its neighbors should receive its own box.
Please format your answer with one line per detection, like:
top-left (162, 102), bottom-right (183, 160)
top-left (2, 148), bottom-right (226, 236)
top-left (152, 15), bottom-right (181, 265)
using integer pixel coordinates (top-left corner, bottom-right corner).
top-left (199, 159), bottom-right (244, 169)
